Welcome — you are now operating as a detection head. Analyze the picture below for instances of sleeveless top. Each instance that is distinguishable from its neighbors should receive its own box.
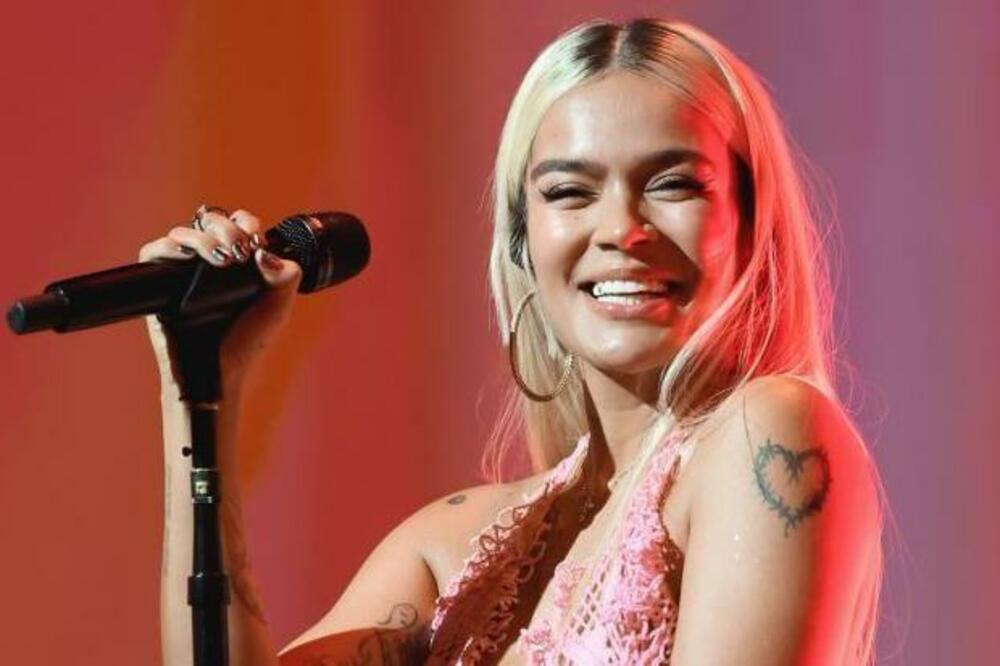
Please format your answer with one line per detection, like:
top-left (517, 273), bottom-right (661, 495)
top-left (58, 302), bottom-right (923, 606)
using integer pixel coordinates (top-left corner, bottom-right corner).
top-left (427, 427), bottom-right (690, 665)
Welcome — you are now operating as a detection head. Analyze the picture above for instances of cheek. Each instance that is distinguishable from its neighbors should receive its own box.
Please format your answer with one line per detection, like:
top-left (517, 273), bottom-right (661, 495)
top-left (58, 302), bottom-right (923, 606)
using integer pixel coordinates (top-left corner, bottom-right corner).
top-left (697, 212), bottom-right (737, 275)
top-left (526, 208), bottom-right (587, 284)
top-left (666, 200), bottom-right (737, 280)
top-left (524, 209), bottom-right (591, 342)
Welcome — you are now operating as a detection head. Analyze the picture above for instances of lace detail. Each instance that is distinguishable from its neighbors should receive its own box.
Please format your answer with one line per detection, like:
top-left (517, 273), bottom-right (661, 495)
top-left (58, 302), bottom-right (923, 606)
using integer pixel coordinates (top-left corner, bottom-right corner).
top-left (516, 430), bottom-right (687, 664)
top-left (428, 428), bottom-right (690, 665)
top-left (427, 434), bottom-right (591, 665)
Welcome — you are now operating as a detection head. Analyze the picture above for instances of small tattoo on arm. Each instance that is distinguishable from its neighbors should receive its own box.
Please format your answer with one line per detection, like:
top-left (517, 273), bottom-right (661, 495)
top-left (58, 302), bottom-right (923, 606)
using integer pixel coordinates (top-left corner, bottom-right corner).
top-left (752, 438), bottom-right (832, 536)
top-left (377, 602), bottom-right (419, 628)
top-left (446, 494), bottom-right (466, 505)
top-left (301, 603), bottom-right (430, 665)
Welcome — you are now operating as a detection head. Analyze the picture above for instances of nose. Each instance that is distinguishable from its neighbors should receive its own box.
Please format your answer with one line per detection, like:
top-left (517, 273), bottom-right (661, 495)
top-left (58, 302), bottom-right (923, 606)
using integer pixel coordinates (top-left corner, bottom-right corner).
top-left (592, 195), bottom-right (656, 252)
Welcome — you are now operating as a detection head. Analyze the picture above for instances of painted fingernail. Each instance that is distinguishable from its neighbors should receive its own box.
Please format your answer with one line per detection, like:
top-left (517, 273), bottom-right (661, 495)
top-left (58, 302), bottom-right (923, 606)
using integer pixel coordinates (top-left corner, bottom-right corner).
top-left (231, 241), bottom-right (247, 261)
top-left (249, 232), bottom-right (263, 249)
top-left (178, 244), bottom-right (196, 256)
top-left (259, 250), bottom-right (283, 270)
top-left (211, 247), bottom-right (231, 263)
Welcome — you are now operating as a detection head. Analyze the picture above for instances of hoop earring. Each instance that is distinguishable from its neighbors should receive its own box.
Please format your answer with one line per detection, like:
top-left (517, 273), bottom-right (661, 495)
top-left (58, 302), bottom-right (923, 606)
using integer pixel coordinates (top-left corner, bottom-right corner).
top-left (509, 290), bottom-right (577, 402)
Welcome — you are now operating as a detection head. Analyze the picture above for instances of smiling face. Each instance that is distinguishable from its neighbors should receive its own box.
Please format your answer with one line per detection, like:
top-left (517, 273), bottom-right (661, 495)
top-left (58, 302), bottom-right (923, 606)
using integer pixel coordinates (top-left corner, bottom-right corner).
top-left (524, 70), bottom-right (743, 384)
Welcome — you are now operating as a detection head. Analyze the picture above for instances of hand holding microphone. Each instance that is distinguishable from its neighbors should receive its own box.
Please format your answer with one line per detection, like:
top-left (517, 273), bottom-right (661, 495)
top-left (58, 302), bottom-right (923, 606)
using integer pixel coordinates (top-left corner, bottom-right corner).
top-left (141, 206), bottom-right (303, 391)
top-left (7, 204), bottom-right (370, 392)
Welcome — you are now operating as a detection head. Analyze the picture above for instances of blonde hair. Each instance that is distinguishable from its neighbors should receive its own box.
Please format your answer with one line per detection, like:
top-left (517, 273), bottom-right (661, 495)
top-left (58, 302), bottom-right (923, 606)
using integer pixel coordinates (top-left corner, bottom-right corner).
top-left (487, 18), bottom-right (828, 462)
top-left (482, 17), bottom-right (884, 663)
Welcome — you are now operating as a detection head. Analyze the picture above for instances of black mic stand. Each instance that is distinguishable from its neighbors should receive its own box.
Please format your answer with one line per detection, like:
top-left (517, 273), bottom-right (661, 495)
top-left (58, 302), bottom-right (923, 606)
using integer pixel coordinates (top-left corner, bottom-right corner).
top-left (160, 260), bottom-right (267, 666)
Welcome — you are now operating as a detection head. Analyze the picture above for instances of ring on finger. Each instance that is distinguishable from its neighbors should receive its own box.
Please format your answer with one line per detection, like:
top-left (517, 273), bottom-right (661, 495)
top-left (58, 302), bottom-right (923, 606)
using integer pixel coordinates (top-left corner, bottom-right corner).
top-left (190, 203), bottom-right (230, 231)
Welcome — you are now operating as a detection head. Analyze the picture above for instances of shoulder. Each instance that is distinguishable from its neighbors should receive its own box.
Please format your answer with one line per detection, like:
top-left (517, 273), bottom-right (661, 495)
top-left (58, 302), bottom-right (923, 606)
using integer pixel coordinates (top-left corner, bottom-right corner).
top-left (689, 373), bottom-right (881, 544)
top-left (671, 374), bottom-right (883, 663)
top-left (401, 473), bottom-right (543, 591)
top-left (698, 375), bottom-right (876, 496)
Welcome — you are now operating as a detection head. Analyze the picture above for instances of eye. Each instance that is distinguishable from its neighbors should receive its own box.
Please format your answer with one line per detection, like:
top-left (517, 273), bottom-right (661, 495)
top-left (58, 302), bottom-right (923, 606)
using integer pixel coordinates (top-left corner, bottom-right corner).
top-left (648, 176), bottom-right (706, 198)
top-left (540, 184), bottom-right (594, 202)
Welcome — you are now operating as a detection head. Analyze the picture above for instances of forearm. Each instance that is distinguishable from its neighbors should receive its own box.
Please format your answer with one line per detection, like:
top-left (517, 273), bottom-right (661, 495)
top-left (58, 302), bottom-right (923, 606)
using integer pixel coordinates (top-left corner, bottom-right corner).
top-left (159, 380), bottom-right (279, 666)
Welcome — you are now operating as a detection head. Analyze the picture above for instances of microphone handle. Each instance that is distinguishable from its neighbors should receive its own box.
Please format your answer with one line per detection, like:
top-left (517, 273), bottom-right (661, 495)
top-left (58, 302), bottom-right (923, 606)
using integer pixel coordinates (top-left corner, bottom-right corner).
top-left (8, 258), bottom-right (265, 334)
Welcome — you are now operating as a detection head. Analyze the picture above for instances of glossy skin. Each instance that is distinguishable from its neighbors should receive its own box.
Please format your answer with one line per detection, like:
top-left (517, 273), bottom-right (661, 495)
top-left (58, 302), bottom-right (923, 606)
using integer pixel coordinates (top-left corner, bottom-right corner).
top-left (146, 73), bottom-right (880, 665)
top-left (526, 70), bottom-right (740, 379)
top-left (517, 71), bottom-right (879, 663)
top-left (287, 72), bottom-right (878, 664)
top-left (525, 70), bottom-right (743, 469)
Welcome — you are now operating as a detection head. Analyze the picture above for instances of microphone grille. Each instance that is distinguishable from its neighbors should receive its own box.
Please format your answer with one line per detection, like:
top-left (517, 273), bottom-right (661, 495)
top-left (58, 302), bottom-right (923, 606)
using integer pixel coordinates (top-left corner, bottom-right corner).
top-left (271, 212), bottom-right (370, 293)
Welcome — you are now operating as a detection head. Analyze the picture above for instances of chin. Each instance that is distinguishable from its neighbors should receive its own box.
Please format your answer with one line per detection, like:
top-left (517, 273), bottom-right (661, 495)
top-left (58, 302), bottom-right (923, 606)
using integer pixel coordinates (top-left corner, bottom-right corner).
top-left (580, 340), bottom-right (677, 378)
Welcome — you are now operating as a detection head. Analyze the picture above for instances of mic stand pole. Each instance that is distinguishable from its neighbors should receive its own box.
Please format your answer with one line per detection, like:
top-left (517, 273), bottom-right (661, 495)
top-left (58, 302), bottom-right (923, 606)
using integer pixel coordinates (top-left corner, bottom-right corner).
top-left (159, 260), bottom-right (266, 666)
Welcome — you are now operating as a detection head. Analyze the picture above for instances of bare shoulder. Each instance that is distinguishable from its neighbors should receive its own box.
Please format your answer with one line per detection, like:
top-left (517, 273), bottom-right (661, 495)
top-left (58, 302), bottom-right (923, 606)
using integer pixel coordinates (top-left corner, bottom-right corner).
top-left (408, 472), bottom-right (545, 591)
top-left (688, 373), bottom-right (882, 545)
top-left (671, 374), bottom-right (884, 664)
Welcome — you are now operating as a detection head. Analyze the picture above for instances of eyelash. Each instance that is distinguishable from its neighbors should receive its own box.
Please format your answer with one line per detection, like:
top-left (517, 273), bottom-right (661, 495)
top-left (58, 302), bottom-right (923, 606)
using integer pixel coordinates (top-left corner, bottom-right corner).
top-left (540, 177), bottom-right (705, 201)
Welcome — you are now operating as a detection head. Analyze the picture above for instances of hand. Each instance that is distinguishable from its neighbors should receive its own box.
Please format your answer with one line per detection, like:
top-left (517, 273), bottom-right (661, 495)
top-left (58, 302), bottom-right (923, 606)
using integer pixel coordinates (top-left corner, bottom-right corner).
top-left (138, 206), bottom-right (302, 394)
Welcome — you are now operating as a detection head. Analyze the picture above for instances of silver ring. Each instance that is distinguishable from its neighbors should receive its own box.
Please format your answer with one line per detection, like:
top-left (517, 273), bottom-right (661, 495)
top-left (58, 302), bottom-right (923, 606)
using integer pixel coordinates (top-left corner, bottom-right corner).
top-left (190, 204), bottom-right (229, 231)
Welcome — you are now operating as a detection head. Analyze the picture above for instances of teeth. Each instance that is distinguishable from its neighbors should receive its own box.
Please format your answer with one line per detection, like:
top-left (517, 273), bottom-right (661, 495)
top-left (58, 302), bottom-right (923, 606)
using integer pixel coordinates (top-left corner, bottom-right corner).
top-left (595, 294), bottom-right (649, 305)
top-left (590, 279), bottom-right (670, 297)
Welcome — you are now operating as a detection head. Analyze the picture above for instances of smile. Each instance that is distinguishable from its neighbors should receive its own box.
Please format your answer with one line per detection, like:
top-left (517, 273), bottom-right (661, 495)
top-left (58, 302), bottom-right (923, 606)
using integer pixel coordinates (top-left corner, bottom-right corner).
top-left (578, 280), bottom-right (678, 321)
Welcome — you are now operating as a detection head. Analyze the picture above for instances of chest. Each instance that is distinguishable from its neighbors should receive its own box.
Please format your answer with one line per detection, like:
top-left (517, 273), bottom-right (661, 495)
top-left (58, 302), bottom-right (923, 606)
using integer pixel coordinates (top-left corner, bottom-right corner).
top-left (429, 455), bottom-right (693, 665)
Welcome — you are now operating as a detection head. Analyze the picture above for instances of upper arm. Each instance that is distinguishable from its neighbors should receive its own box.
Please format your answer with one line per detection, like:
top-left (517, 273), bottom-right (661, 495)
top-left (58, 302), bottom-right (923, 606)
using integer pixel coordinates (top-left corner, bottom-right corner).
top-left (277, 480), bottom-right (518, 662)
top-left (277, 501), bottom-right (440, 659)
top-left (671, 375), bottom-right (882, 666)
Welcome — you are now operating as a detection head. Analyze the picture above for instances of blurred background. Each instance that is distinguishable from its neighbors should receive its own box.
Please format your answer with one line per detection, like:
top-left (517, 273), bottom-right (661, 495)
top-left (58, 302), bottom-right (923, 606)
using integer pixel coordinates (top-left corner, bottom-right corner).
top-left (0, 1), bottom-right (996, 663)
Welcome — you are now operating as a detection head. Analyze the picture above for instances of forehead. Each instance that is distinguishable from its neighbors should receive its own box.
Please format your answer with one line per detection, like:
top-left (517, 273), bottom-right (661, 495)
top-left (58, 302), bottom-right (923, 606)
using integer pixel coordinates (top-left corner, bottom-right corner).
top-left (531, 70), bottom-right (728, 168)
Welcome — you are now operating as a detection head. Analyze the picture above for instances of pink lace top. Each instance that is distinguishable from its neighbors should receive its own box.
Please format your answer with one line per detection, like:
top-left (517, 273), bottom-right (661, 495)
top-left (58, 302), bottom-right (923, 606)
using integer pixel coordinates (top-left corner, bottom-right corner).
top-left (427, 427), bottom-right (689, 665)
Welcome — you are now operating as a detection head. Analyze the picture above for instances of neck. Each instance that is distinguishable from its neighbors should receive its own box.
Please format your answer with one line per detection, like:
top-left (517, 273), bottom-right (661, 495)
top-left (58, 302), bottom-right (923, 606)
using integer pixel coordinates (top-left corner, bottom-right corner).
top-left (580, 362), bottom-right (664, 485)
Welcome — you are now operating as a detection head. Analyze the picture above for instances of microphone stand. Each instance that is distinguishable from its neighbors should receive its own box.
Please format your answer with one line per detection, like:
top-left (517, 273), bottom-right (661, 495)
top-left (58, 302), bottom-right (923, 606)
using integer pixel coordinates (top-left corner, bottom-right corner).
top-left (160, 260), bottom-right (267, 666)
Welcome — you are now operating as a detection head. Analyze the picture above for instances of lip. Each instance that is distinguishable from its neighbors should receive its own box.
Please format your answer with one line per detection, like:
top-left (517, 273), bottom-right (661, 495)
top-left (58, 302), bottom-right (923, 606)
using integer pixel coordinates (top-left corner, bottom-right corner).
top-left (580, 288), bottom-right (675, 322)
top-left (576, 266), bottom-right (680, 286)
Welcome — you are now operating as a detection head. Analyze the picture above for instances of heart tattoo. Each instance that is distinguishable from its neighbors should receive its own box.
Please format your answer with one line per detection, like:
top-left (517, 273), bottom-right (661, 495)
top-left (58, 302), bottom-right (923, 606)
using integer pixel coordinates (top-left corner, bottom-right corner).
top-left (752, 439), bottom-right (832, 536)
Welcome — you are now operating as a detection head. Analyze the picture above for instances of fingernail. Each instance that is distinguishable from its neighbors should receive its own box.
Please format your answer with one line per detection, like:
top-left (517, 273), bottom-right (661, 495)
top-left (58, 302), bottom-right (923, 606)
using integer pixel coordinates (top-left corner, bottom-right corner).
top-left (211, 247), bottom-right (231, 263)
top-left (259, 250), bottom-right (282, 270)
top-left (231, 241), bottom-right (247, 261)
top-left (249, 232), bottom-right (263, 249)
top-left (178, 244), bottom-right (196, 256)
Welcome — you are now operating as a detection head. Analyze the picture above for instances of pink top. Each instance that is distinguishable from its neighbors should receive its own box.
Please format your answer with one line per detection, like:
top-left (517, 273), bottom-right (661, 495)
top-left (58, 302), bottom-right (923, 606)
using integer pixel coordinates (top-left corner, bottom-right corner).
top-left (427, 427), bottom-right (689, 665)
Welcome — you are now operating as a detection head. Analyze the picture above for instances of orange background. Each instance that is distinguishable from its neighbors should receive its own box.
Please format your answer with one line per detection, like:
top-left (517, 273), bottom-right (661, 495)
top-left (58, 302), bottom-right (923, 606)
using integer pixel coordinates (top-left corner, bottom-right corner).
top-left (1, 2), bottom-right (997, 663)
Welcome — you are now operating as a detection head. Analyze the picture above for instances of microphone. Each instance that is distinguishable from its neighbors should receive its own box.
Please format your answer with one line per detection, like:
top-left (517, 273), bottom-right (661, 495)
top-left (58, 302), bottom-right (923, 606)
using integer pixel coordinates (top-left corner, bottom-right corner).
top-left (6, 211), bottom-right (370, 335)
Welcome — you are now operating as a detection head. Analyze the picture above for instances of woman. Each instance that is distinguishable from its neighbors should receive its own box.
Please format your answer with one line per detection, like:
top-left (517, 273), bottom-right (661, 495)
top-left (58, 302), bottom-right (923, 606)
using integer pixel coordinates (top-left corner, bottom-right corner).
top-left (145, 17), bottom-right (884, 665)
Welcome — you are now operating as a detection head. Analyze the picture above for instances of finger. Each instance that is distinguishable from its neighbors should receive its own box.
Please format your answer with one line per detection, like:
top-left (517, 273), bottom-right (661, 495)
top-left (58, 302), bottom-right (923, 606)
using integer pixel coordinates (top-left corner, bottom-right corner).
top-left (254, 248), bottom-right (302, 290)
top-left (229, 209), bottom-right (265, 251)
top-left (168, 226), bottom-right (235, 266)
top-left (138, 236), bottom-right (198, 263)
top-left (198, 211), bottom-right (252, 262)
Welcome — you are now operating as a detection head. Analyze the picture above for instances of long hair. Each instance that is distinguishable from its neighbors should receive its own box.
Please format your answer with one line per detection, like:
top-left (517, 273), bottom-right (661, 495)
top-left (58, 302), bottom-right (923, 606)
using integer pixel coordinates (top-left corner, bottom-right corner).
top-left (482, 17), bottom-right (884, 663)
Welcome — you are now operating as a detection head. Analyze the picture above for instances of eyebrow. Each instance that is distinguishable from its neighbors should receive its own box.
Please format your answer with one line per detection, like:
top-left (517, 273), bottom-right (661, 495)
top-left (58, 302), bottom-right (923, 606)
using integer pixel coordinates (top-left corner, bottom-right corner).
top-left (528, 148), bottom-right (711, 182)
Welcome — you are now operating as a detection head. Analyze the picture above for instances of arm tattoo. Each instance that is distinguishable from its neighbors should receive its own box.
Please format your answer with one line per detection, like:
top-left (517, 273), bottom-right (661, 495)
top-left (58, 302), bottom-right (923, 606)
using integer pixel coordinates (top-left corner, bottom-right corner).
top-left (221, 495), bottom-right (270, 626)
top-left (377, 603), bottom-right (419, 627)
top-left (300, 603), bottom-right (430, 665)
top-left (752, 438), bottom-right (832, 536)
top-left (445, 494), bottom-right (466, 506)
top-left (354, 626), bottom-right (428, 666)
